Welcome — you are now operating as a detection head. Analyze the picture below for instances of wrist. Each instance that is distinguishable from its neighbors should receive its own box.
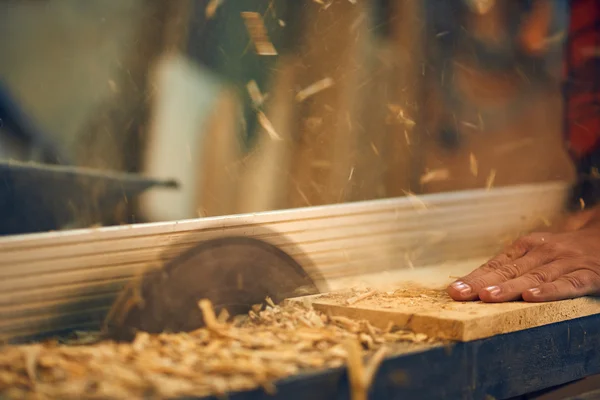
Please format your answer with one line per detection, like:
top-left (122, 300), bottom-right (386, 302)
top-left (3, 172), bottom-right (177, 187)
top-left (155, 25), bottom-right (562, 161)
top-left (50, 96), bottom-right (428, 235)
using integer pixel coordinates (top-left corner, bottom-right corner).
top-left (558, 206), bottom-right (600, 232)
top-left (572, 205), bottom-right (600, 231)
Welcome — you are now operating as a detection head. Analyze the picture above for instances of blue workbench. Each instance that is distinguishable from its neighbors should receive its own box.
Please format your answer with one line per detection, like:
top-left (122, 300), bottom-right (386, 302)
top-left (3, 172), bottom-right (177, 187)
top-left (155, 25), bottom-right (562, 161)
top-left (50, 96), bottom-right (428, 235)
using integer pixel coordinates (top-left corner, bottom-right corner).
top-left (195, 313), bottom-right (600, 400)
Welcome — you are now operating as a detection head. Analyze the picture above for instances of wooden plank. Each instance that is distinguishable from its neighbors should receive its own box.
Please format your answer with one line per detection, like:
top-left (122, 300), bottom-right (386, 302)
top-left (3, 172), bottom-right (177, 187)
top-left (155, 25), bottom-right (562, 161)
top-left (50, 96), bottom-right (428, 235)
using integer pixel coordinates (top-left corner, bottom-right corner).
top-left (289, 265), bottom-right (600, 342)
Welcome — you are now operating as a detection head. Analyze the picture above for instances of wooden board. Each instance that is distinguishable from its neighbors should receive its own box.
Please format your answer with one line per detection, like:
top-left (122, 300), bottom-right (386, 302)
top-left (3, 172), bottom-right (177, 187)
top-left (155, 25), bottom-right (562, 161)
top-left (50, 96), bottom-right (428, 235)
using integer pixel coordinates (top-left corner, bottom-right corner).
top-left (288, 268), bottom-right (600, 342)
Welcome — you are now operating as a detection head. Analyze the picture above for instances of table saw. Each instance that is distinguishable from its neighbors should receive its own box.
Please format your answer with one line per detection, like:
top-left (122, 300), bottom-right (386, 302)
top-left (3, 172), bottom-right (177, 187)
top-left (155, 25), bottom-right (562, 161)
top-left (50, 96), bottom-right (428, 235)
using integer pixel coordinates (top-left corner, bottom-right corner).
top-left (2, 0), bottom-right (600, 399)
top-left (2, 181), bottom-right (600, 399)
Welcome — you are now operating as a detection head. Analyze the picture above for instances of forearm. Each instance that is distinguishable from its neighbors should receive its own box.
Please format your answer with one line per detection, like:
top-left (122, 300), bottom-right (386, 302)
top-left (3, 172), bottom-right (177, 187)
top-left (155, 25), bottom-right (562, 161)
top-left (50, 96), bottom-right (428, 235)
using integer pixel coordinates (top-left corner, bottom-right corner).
top-left (577, 205), bottom-right (600, 229)
top-left (565, 143), bottom-right (600, 231)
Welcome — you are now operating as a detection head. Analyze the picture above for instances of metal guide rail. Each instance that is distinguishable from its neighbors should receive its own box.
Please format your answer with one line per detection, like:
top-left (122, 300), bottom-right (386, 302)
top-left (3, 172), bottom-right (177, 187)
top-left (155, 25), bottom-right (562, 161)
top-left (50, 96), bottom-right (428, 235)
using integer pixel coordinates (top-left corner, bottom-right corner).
top-left (0, 181), bottom-right (568, 343)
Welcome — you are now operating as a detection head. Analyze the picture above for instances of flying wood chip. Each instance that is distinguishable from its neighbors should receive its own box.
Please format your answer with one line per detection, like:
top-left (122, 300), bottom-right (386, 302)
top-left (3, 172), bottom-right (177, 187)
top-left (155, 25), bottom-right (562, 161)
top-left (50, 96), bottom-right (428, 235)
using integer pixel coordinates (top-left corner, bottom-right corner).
top-left (241, 11), bottom-right (278, 56)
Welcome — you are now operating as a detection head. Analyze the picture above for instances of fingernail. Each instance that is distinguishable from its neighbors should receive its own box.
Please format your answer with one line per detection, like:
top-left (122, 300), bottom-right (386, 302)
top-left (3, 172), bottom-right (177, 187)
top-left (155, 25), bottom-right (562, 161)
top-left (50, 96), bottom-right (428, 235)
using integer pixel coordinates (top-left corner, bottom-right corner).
top-left (528, 288), bottom-right (541, 296)
top-left (451, 281), bottom-right (472, 295)
top-left (484, 286), bottom-right (501, 296)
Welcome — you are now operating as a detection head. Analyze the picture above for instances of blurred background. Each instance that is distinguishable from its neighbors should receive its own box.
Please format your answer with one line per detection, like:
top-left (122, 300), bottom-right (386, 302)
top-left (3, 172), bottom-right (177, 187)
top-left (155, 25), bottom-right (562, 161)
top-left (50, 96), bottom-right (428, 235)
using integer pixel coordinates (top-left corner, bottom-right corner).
top-left (0, 0), bottom-right (574, 235)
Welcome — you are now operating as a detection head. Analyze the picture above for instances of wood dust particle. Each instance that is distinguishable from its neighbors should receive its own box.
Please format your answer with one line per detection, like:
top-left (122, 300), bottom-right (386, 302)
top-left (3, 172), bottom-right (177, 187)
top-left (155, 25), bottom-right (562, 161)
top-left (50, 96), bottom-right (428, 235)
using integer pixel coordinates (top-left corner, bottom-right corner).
top-left (420, 169), bottom-right (450, 185)
top-left (387, 104), bottom-right (415, 128)
top-left (485, 169), bottom-right (496, 190)
top-left (370, 143), bottom-right (380, 156)
top-left (246, 80), bottom-right (265, 108)
top-left (402, 190), bottom-right (429, 212)
top-left (205, 0), bottom-right (224, 18)
top-left (312, 0), bottom-right (334, 9)
top-left (296, 77), bottom-right (334, 102)
top-left (460, 121), bottom-right (479, 130)
top-left (346, 290), bottom-right (378, 305)
top-left (241, 12), bottom-right (278, 55)
top-left (469, 153), bottom-right (478, 177)
top-left (257, 111), bottom-right (282, 140)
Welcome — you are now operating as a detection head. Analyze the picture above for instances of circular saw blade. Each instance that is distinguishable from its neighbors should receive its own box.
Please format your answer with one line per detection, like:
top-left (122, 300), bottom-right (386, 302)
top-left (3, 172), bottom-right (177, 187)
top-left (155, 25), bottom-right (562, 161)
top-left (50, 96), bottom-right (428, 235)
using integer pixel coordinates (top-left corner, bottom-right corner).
top-left (103, 236), bottom-right (319, 341)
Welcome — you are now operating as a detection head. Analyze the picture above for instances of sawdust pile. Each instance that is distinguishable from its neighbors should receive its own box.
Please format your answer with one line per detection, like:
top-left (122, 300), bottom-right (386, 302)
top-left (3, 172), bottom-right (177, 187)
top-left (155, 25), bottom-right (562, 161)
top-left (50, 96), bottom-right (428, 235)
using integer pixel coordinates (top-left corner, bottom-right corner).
top-left (321, 285), bottom-right (452, 307)
top-left (0, 299), bottom-right (439, 400)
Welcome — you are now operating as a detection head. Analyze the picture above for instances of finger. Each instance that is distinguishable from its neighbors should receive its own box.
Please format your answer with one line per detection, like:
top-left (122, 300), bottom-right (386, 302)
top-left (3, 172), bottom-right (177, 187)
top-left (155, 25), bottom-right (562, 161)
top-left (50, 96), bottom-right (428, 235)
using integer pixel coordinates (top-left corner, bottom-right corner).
top-left (478, 260), bottom-right (574, 302)
top-left (447, 237), bottom-right (533, 300)
top-left (504, 232), bottom-right (551, 258)
top-left (448, 241), bottom-right (554, 301)
top-left (460, 254), bottom-right (513, 281)
top-left (522, 270), bottom-right (600, 302)
top-left (463, 233), bottom-right (548, 280)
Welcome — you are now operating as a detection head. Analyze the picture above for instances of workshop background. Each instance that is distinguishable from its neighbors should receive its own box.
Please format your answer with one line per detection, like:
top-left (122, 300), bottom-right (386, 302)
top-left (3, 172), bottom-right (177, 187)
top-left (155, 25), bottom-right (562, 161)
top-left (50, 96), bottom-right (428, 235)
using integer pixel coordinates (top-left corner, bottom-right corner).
top-left (0, 0), bottom-right (574, 233)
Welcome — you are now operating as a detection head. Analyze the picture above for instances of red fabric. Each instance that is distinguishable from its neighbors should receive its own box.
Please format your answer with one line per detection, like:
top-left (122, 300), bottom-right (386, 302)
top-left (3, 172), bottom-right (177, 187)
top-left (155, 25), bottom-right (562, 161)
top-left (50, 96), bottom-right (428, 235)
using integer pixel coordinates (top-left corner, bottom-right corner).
top-left (565, 0), bottom-right (600, 157)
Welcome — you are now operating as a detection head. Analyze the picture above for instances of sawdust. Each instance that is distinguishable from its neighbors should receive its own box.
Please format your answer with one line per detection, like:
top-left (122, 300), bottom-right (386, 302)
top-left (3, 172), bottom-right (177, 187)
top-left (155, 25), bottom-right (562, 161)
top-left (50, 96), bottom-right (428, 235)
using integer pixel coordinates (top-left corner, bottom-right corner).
top-left (319, 283), bottom-right (453, 309)
top-left (0, 300), bottom-right (440, 400)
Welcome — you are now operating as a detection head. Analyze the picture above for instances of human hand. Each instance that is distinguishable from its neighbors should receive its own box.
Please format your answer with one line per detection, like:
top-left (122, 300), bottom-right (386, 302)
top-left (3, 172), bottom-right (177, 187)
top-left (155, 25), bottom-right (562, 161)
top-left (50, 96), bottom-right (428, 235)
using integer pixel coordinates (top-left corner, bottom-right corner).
top-left (447, 228), bottom-right (600, 302)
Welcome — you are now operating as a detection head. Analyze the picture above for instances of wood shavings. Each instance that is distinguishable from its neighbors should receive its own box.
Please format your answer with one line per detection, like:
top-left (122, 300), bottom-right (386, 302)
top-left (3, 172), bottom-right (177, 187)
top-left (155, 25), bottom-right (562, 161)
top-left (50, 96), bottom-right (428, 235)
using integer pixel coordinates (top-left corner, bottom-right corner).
top-left (218, 308), bottom-right (231, 324)
top-left (460, 121), bottom-right (479, 130)
top-left (265, 296), bottom-right (275, 308)
top-left (386, 104), bottom-right (416, 128)
top-left (296, 77), bottom-right (334, 102)
top-left (485, 169), bottom-right (496, 190)
top-left (241, 12), bottom-right (278, 55)
top-left (345, 339), bottom-right (367, 400)
top-left (364, 346), bottom-right (387, 390)
top-left (312, 0), bottom-right (334, 10)
top-left (331, 316), bottom-right (360, 332)
top-left (344, 340), bottom-right (388, 400)
top-left (370, 142), bottom-right (380, 156)
top-left (257, 111), bottom-right (282, 140)
top-left (419, 169), bottom-right (450, 185)
top-left (246, 80), bottom-right (265, 108)
top-left (346, 290), bottom-right (378, 305)
top-left (402, 190), bottom-right (429, 212)
top-left (205, 0), bottom-right (224, 18)
top-left (469, 153), bottom-right (478, 177)
top-left (199, 299), bottom-right (219, 329)
top-left (252, 303), bottom-right (263, 313)
top-left (0, 298), bottom-right (436, 399)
